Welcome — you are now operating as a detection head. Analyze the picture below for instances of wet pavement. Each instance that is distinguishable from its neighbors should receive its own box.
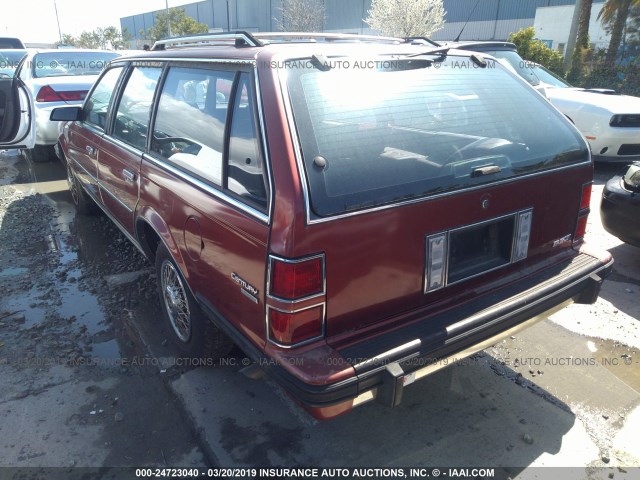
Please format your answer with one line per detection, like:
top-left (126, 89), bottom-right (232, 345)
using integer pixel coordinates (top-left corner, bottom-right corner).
top-left (0, 151), bottom-right (208, 474)
top-left (0, 151), bottom-right (639, 479)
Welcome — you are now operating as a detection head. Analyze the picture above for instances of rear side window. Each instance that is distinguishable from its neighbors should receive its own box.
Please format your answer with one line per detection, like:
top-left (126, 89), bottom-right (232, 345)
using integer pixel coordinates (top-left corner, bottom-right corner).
top-left (151, 67), bottom-right (234, 186)
top-left (113, 67), bottom-right (161, 150)
top-left (83, 66), bottom-right (124, 130)
top-left (285, 56), bottom-right (587, 217)
top-left (151, 67), bottom-right (268, 211)
top-left (227, 73), bottom-right (268, 209)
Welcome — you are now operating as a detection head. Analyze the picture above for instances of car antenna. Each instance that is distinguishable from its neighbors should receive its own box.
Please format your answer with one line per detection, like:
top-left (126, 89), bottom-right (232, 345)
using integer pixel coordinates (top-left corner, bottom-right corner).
top-left (454, 0), bottom-right (481, 42)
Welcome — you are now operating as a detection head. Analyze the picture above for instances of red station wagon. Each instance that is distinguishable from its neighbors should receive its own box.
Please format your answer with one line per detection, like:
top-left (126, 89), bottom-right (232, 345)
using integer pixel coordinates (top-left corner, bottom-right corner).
top-left (1, 32), bottom-right (613, 420)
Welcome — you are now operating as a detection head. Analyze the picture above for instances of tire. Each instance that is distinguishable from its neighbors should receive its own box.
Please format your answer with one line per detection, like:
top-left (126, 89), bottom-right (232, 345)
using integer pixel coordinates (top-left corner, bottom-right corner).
top-left (24, 145), bottom-right (55, 163)
top-left (155, 243), bottom-right (234, 360)
top-left (66, 161), bottom-right (98, 215)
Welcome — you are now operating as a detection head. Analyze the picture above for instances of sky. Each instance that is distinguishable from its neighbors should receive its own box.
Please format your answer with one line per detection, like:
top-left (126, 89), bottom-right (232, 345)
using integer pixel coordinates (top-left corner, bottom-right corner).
top-left (1, 0), bottom-right (196, 44)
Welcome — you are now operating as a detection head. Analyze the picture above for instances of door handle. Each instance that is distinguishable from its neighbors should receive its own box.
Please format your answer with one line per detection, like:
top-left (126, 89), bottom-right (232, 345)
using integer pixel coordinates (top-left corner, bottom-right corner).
top-left (85, 145), bottom-right (96, 157)
top-left (122, 169), bottom-right (137, 183)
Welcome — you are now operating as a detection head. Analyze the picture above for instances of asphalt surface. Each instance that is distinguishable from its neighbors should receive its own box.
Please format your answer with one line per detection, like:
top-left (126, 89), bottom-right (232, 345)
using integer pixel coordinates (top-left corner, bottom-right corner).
top-left (0, 151), bottom-right (638, 480)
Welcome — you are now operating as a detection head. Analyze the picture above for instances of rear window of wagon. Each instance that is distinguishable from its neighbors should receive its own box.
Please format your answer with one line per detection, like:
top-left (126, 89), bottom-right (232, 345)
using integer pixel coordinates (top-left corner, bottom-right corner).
top-left (284, 55), bottom-right (588, 218)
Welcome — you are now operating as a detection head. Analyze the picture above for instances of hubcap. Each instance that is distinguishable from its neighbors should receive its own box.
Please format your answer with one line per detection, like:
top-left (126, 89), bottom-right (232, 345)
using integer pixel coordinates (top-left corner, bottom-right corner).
top-left (161, 260), bottom-right (191, 342)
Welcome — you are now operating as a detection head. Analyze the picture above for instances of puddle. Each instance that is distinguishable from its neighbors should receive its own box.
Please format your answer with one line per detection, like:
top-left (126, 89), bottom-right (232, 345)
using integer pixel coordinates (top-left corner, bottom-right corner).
top-left (0, 267), bottom-right (29, 277)
top-left (3, 286), bottom-right (49, 329)
top-left (27, 160), bottom-right (162, 367)
top-left (5, 157), bottom-right (211, 376)
top-left (47, 232), bottom-right (77, 268)
top-left (4, 158), bottom-right (124, 351)
top-left (91, 339), bottom-right (120, 359)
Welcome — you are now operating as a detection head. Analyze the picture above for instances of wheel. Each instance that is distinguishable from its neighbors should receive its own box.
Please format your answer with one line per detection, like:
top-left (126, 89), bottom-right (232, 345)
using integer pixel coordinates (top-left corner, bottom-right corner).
top-left (66, 161), bottom-right (98, 215)
top-left (155, 243), bottom-right (234, 360)
top-left (24, 145), bottom-right (55, 163)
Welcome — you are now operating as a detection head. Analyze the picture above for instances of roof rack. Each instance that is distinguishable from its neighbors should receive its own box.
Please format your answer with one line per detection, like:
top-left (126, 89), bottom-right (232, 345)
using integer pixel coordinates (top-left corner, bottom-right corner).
top-left (152, 31), bottom-right (263, 50)
top-left (254, 32), bottom-right (404, 45)
top-left (151, 31), bottom-right (409, 50)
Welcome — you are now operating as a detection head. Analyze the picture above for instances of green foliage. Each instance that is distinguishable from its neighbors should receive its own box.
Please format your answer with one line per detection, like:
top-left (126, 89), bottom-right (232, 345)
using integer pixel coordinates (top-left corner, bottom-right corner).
top-left (508, 27), bottom-right (565, 76)
top-left (576, 52), bottom-right (640, 96)
top-left (143, 8), bottom-right (209, 43)
top-left (567, 0), bottom-right (594, 83)
top-left (567, 42), bottom-right (591, 84)
top-left (58, 33), bottom-right (76, 47)
top-left (56, 27), bottom-right (132, 50)
top-left (565, 21), bottom-right (640, 96)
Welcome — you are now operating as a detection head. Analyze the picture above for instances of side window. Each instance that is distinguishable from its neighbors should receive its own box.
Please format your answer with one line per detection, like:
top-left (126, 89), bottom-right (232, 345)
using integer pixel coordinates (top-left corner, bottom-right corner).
top-left (83, 66), bottom-right (123, 129)
top-left (227, 73), bottom-right (267, 209)
top-left (112, 67), bottom-right (161, 150)
top-left (151, 67), bottom-right (234, 186)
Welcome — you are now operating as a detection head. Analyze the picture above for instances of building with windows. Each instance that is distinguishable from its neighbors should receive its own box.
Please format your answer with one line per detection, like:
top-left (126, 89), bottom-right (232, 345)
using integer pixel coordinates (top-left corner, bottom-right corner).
top-left (121, 0), bottom-right (609, 53)
top-left (534, 2), bottom-right (609, 54)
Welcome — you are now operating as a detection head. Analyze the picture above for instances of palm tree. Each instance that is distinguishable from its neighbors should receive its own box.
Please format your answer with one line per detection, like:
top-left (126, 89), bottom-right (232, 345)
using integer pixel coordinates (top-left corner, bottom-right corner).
top-left (598, 0), bottom-right (640, 67)
top-left (568, 0), bottom-right (594, 82)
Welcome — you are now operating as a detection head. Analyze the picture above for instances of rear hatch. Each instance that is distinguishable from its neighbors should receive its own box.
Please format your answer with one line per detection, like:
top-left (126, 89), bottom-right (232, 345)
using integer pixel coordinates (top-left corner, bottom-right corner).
top-left (281, 53), bottom-right (591, 340)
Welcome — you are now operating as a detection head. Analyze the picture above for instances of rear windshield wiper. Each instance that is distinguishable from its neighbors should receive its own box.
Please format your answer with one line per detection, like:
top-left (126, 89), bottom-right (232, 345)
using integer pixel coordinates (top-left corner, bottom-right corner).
top-left (406, 47), bottom-right (450, 58)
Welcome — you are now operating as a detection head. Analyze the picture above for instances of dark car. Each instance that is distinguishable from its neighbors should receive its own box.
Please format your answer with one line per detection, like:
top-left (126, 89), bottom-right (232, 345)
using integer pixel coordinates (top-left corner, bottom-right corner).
top-left (0, 37), bottom-right (26, 49)
top-left (3, 31), bottom-right (612, 420)
top-left (0, 49), bottom-right (27, 78)
top-left (601, 162), bottom-right (640, 246)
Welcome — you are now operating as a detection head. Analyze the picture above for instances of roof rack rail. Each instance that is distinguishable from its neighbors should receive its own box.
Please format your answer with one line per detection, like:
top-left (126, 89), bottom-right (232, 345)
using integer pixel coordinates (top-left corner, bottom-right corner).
top-left (254, 32), bottom-right (404, 44)
top-left (404, 37), bottom-right (440, 47)
top-left (152, 31), bottom-right (263, 50)
top-left (151, 31), bottom-right (408, 50)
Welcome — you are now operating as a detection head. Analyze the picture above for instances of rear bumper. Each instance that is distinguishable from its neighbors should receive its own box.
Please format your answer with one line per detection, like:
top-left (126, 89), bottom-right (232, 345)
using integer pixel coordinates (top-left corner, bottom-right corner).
top-left (201, 250), bottom-right (612, 419)
top-left (34, 101), bottom-right (80, 146)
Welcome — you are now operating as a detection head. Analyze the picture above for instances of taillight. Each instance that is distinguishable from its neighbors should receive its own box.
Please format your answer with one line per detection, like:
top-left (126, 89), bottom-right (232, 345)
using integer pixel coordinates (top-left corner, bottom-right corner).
top-left (267, 253), bottom-right (326, 346)
top-left (574, 182), bottom-right (592, 243)
top-left (574, 215), bottom-right (589, 242)
top-left (36, 85), bottom-right (62, 102)
top-left (269, 254), bottom-right (324, 300)
top-left (36, 85), bottom-right (87, 103)
top-left (268, 305), bottom-right (324, 346)
top-left (580, 183), bottom-right (592, 210)
top-left (58, 90), bottom-right (87, 101)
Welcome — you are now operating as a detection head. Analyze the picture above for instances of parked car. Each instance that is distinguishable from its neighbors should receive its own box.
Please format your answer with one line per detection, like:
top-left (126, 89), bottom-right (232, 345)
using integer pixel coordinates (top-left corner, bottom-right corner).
top-left (0, 49), bottom-right (27, 78)
top-left (438, 41), bottom-right (548, 98)
top-left (0, 52), bottom-right (34, 149)
top-left (0, 37), bottom-right (25, 49)
top-left (2, 32), bottom-right (612, 420)
top-left (16, 48), bottom-right (119, 162)
top-left (601, 162), bottom-right (640, 246)
top-left (531, 62), bottom-right (640, 163)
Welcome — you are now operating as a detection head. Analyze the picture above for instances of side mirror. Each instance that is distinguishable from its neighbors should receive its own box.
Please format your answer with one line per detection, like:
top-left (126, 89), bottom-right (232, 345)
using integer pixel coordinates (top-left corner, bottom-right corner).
top-left (50, 106), bottom-right (82, 122)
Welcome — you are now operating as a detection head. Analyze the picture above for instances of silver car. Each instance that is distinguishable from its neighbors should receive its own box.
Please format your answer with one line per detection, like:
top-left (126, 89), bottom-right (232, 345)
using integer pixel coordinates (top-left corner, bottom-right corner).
top-left (17, 48), bottom-right (119, 162)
